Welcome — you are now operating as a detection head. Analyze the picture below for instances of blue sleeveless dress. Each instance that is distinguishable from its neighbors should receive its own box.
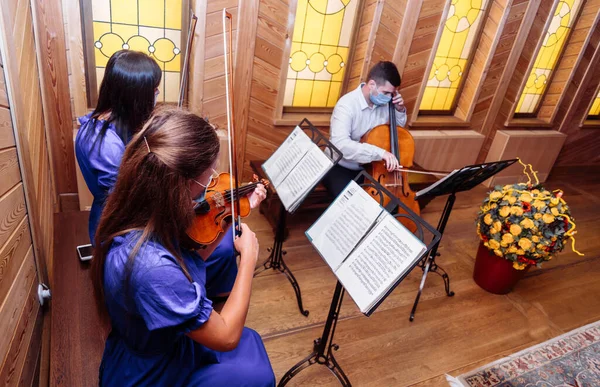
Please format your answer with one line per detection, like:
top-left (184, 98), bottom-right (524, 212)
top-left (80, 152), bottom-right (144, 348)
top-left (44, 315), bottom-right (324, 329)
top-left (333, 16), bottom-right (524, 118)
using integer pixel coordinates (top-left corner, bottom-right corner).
top-left (100, 232), bottom-right (275, 386)
top-left (75, 114), bottom-right (238, 298)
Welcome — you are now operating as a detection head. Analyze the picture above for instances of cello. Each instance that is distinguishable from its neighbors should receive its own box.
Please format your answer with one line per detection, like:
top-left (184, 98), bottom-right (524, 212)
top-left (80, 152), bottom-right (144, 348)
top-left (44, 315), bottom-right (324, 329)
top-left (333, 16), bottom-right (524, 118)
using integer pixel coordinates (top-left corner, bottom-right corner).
top-left (361, 99), bottom-right (420, 233)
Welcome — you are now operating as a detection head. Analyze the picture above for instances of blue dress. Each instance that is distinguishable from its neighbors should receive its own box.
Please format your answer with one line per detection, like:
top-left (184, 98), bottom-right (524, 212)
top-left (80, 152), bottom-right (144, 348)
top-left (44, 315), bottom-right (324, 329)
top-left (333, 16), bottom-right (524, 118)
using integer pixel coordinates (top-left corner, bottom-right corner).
top-left (100, 232), bottom-right (275, 386)
top-left (75, 114), bottom-right (238, 298)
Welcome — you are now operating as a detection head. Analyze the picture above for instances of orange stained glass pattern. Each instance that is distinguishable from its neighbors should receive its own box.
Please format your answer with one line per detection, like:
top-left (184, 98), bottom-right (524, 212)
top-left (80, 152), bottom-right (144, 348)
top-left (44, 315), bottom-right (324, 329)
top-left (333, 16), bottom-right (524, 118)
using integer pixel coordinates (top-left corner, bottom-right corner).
top-left (91, 0), bottom-right (182, 103)
top-left (420, 0), bottom-right (490, 112)
top-left (283, 0), bottom-right (359, 108)
top-left (515, 0), bottom-right (583, 114)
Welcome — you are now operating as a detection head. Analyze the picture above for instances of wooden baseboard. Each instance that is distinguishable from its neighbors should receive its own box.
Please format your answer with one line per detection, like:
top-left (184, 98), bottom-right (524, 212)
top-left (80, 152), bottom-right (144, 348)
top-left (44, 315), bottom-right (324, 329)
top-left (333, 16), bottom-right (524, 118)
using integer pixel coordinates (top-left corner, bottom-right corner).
top-left (58, 193), bottom-right (79, 212)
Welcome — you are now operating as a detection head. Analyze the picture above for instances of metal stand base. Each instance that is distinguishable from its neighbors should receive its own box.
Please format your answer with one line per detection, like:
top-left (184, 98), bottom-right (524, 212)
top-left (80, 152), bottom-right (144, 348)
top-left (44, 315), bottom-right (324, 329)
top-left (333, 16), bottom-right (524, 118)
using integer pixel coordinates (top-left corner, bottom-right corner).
top-left (254, 202), bottom-right (309, 317)
top-left (278, 282), bottom-right (350, 386)
top-left (409, 192), bottom-right (457, 322)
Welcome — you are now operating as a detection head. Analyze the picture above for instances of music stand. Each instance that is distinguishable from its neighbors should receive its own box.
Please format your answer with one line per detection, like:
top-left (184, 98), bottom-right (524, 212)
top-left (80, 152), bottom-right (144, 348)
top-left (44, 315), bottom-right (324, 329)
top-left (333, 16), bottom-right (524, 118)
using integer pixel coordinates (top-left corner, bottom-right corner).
top-left (254, 119), bottom-right (343, 317)
top-left (279, 171), bottom-right (441, 386)
top-left (409, 159), bottom-right (518, 321)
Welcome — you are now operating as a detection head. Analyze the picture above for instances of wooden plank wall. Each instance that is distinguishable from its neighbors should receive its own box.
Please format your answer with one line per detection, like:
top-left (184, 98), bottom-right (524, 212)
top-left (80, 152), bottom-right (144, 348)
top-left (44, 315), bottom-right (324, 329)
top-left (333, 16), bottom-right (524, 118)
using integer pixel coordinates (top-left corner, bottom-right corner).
top-left (59, 0), bottom-right (600, 182)
top-left (30, 0), bottom-right (78, 211)
top-left (0, 0), bottom-right (54, 383)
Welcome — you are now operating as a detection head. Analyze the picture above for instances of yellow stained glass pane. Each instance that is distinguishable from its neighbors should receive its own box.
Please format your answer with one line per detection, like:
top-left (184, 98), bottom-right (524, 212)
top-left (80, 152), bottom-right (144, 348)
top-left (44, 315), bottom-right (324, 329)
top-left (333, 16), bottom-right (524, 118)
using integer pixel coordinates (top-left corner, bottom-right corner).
top-left (420, 0), bottom-right (490, 113)
top-left (589, 89), bottom-right (600, 117)
top-left (284, 0), bottom-right (359, 107)
top-left (90, 0), bottom-right (183, 103)
top-left (515, 0), bottom-right (583, 114)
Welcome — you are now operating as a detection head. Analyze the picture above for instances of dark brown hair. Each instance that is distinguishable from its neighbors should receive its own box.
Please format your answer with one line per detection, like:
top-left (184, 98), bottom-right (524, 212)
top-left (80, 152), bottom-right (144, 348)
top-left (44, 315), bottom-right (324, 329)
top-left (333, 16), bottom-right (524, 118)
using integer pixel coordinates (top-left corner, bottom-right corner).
top-left (367, 61), bottom-right (401, 87)
top-left (90, 108), bottom-right (220, 324)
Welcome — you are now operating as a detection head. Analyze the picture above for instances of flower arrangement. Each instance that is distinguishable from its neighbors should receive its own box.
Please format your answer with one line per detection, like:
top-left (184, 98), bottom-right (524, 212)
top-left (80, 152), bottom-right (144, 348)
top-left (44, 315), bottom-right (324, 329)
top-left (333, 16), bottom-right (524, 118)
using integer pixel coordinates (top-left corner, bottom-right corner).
top-left (475, 160), bottom-right (583, 270)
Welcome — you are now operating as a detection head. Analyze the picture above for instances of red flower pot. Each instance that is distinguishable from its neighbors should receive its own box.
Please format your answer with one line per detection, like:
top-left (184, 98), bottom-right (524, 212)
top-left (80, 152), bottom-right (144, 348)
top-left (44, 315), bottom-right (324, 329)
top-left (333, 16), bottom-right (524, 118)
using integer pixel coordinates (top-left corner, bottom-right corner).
top-left (473, 242), bottom-right (531, 294)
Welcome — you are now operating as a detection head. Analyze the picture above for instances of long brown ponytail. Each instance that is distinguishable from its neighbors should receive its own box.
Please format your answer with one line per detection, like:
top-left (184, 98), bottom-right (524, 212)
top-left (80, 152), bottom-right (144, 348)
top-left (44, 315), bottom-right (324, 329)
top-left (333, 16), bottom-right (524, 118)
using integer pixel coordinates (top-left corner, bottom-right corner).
top-left (91, 108), bottom-right (220, 325)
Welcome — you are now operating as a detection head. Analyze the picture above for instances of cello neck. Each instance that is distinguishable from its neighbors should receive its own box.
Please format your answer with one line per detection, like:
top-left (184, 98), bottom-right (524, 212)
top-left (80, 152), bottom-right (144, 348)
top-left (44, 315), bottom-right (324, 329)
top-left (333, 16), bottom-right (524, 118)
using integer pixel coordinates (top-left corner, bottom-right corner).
top-left (389, 100), bottom-right (399, 160)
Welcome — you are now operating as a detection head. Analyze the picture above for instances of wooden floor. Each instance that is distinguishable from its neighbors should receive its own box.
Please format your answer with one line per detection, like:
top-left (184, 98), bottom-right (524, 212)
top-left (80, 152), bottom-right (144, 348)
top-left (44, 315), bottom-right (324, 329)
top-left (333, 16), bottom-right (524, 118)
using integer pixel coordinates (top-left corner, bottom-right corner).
top-left (50, 167), bottom-right (600, 386)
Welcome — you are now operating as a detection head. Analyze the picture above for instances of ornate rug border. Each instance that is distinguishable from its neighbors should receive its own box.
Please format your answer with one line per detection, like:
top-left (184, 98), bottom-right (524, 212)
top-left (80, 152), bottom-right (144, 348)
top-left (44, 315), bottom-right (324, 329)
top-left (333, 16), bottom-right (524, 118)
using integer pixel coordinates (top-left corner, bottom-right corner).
top-left (453, 320), bottom-right (600, 386)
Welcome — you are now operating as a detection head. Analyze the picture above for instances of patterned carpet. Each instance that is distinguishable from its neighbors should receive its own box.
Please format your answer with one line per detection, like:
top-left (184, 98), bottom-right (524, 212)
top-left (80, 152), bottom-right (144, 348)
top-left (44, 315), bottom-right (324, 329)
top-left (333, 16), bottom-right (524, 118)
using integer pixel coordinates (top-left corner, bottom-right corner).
top-left (447, 321), bottom-right (600, 387)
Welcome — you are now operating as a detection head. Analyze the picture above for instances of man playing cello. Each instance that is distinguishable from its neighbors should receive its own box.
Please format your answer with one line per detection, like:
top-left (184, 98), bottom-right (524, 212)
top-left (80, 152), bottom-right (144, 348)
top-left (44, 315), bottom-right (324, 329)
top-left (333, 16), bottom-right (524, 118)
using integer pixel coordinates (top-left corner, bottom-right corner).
top-left (323, 61), bottom-right (407, 197)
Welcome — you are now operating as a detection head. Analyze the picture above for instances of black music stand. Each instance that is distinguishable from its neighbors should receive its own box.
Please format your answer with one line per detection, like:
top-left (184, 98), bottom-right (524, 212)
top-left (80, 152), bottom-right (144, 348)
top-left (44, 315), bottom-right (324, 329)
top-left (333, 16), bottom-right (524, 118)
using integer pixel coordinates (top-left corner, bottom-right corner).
top-left (254, 119), bottom-right (343, 317)
top-left (408, 159), bottom-right (518, 322)
top-left (279, 171), bottom-right (441, 386)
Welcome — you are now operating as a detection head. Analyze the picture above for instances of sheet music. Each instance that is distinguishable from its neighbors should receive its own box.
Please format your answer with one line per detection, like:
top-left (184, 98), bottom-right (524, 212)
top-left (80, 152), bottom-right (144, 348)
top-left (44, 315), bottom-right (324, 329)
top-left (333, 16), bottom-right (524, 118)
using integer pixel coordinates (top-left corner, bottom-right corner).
top-left (276, 145), bottom-right (334, 211)
top-left (335, 213), bottom-right (427, 313)
top-left (262, 126), bottom-right (314, 187)
top-left (306, 181), bottom-right (382, 271)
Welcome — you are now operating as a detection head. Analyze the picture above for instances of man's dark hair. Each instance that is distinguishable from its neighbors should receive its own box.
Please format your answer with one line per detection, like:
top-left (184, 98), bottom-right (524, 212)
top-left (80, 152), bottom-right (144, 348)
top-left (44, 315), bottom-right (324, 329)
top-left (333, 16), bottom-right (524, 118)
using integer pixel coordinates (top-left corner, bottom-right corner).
top-left (367, 61), bottom-right (401, 87)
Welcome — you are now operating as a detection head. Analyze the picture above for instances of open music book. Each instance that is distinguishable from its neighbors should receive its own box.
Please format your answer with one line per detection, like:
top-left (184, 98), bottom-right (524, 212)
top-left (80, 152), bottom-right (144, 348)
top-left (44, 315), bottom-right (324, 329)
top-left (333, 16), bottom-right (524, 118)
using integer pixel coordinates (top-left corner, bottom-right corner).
top-left (262, 126), bottom-right (334, 212)
top-left (306, 181), bottom-right (427, 314)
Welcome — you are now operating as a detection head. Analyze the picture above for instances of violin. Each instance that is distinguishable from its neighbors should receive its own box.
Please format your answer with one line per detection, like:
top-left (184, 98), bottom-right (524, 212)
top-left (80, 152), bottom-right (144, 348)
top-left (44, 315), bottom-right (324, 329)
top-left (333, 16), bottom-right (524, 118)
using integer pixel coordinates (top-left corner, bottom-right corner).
top-left (187, 173), bottom-right (269, 245)
top-left (186, 10), bottom-right (266, 246)
top-left (361, 98), bottom-right (420, 233)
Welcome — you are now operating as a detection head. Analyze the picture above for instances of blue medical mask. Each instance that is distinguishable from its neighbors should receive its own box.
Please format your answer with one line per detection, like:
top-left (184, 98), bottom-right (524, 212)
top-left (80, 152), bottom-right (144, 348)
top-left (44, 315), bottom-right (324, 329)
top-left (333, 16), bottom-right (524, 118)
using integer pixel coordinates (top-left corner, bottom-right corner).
top-left (369, 88), bottom-right (392, 106)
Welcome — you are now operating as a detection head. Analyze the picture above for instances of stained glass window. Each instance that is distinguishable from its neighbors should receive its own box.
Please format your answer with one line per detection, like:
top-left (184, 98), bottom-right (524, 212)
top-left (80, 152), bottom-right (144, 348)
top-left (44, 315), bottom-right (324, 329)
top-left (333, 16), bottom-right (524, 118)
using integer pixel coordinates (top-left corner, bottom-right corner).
top-left (283, 0), bottom-right (359, 108)
top-left (420, 0), bottom-right (490, 112)
top-left (515, 0), bottom-right (583, 114)
top-left (587, 89), bottom-right (600, 119)
top-left (90, 0), bottom-right (183, 103)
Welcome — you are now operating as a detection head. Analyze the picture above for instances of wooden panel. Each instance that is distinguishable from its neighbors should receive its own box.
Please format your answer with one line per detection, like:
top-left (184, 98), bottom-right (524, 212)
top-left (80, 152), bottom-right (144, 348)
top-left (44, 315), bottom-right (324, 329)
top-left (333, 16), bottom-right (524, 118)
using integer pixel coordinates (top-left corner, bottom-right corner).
top-left (0, 107), bottom-right (15, 150)
top-left (0, 216), bottom-right (33, 307)
top-left (205, 7), bottom-right (238, 37)
top-left (0, 0), bottom-right (55, 286)
top-left (0, 70), bottom-right (8, 108)
top-left (61, 0), bottom-right (88, 120)
top-left (0, 148), bottom-right (20, 198)
top-left (30, 0), bottom-right (77, 195)
top-left (0, 183), bottom-right (27, 248)
top-left (187, 0), bottom-right (207, 115)
top-left (484, 130), bottom-right (567, 186)
top-left (412, 130), bottom-right (486, 171)
top-left (0, 246), bottom-right (36, 370)
top-left (0, 267), bottom-right (40, 386)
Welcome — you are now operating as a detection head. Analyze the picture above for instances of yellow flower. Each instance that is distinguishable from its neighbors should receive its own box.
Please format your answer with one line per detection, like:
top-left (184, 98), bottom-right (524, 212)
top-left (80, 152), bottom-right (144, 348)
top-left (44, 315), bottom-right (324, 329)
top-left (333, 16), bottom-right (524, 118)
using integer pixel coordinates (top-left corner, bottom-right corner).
top-left (507, 196), bottom-right (517, 205)
top-left (549, 198), bottom-right (559, 207)
top-left (491, 204), bottom-right (498, 209)
top-left (484, 241), bottom-right (489, 248)
top-left (488, 239), bottom-right (500, 250)
top-left (520, 218), bottom-right (535, 229)
top-left (534, 213), bottom-right (542, 220)
top-left (499, 206), bottom-right (510, 217)
top-left (508, 245), bottom-right (518, 253)
top-left (532, 235), bottom-right (540, 243)
top-left (484, 213), bottom-right (493, 225)
top-left (503, 185), bottom-right (513, 191)
top-left (510, 224), bottom-right (522, 236)
top-left (482, 205), bottom-right (490, 212)
top-left (517, 249), bottom-right (525, 255)
top-left (551, 208), bottom-right (559, 216)
top-left (532, 200), bottom-right (546, 210)
top-left (537, 243), bottom-right (545, 250)
top-left (543, 214), bottom-right (555, 224)
top-left (532, 189), bottom-right (540, 195)
top-left (511, 206), bottom-right (524, 216)
top-left (494, 221), bottom-right (502, 231)
top-left (502, 234), bottom-right (514, 244)
top-left (490, 227), bottom-right (499, 235)
top-left (494, 249), bottom-right (503, 257)
top-left (519, 192), bottom-right (533, 203)
top-left (518, 238), bottom-right (532, 251)
top-left (490, 191), bottom-right (503, 201)
top-left (513, 262), bottom-right (527, 270)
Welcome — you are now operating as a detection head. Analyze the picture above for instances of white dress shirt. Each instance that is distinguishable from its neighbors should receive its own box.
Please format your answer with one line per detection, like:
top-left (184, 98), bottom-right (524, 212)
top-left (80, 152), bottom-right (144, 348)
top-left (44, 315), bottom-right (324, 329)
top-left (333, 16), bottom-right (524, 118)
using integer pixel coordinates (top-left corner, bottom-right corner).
top-left (330, 83), bottom-right (407, 170)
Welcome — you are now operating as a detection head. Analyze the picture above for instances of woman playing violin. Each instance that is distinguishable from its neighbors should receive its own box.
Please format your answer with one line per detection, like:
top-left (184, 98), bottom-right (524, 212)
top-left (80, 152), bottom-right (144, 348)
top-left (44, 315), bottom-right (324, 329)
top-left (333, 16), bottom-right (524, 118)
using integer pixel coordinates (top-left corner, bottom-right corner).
top-left (91, 108), bottom-right (274, 386)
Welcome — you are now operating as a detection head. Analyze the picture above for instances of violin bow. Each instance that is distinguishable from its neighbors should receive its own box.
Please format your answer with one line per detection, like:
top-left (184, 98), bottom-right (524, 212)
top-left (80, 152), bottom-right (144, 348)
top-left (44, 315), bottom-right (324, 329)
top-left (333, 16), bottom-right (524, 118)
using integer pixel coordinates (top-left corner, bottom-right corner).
top-left (223, 9), bottom-right (241, 243)
top-left (178, 13), bottom-right (198, 107)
